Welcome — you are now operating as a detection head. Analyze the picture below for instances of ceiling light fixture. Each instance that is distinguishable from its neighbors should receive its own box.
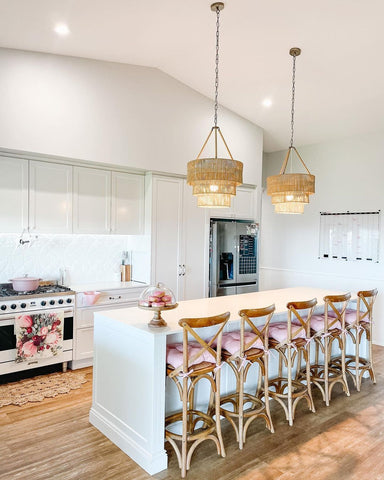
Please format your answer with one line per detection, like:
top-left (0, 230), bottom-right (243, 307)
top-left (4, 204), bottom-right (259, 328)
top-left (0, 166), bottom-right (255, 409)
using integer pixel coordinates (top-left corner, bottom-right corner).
top-left (187, 2), bottom-right (243, 208)
top-left (267, 48), bottom-right (315, 214)
top-left (262, 98), bottom-right (273, 107)
top-left (54, 23), bottom-right (70, 36)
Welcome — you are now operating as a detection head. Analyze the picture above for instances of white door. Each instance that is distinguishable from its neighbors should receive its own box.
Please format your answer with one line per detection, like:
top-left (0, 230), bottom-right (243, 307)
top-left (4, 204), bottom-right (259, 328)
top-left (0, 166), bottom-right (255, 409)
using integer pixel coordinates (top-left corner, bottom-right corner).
top-left (73, 166), bottom-right (111, 234)
top-left (111, 172), bottom-right (144, 234)
top-left (0, 156), bottom-right (28, 233)
top-left (29, 161), bottom-right (73, 233)
top-left (151, 176), bottom-right (184, 301)
top-left (182, 183), bottom-right (208, 300)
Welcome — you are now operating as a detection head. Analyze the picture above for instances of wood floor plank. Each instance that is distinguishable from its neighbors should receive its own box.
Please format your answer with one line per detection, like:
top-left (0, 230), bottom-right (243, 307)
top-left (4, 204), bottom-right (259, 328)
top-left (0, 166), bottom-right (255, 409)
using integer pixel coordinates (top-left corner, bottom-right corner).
top-left (1, 347), bottom-right (383, 480)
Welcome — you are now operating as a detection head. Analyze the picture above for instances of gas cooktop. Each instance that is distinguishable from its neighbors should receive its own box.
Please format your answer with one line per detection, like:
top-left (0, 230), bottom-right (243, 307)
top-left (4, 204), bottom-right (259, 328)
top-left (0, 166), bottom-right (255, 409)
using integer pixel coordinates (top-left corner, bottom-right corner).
top-left (0, 282), bottom-right (75, 301)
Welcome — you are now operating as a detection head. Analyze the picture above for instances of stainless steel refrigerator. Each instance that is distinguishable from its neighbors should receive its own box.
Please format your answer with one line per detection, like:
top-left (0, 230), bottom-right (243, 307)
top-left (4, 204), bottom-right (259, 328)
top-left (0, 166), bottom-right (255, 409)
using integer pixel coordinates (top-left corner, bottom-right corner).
top-left (209, 219), bottom-right (259, 297)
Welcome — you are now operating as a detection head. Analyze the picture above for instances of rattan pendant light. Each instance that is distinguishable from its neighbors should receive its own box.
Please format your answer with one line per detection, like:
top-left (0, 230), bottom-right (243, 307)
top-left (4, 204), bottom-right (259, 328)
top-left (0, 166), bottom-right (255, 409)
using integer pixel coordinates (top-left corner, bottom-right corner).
top-left (187, 2), bottom-right (243, 208)
top-left (267, 48), bottom-right (315, 214)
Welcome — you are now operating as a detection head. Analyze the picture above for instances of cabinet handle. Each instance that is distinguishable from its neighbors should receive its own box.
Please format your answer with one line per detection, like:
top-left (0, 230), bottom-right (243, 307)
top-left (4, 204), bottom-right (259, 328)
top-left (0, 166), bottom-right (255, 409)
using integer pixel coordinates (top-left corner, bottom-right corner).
top-left (178, 265), bottom-right (182, 277)
top-left (109, 295), bottom-right (122, 300)
top-left (182, 265), bottom-right (186, 276)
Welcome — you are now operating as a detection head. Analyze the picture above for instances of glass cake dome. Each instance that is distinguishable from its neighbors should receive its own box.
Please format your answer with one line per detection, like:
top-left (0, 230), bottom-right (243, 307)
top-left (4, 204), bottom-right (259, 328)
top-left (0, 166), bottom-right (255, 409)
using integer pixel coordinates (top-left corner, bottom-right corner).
top-left (138, 282), bottom-right (176, 308)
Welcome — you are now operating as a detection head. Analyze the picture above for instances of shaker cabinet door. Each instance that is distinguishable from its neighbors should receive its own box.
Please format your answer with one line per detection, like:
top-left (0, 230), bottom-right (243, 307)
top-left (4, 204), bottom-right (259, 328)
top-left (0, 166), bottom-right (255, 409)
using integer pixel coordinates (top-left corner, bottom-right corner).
top-left (29, 161), bottom-right (73, 233)
top-left (111, 172), bottom-right (144, 234)
top-left (233, 187), bottom-right (256, 219)
top-left (73, 166), bottom-right (111, 234)
top-left (0, 156), bottom-right (28, 233)
top-left (151, 176), bottom-right (184, 301)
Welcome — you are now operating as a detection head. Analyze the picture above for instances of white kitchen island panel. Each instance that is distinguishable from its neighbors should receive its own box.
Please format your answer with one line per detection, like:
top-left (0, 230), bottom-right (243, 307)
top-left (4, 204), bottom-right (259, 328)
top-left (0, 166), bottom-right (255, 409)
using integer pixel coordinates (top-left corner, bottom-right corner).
top-left (90, 287), bottom-right (362, 475)
top-left (90, 314), bottom-right (168, 475)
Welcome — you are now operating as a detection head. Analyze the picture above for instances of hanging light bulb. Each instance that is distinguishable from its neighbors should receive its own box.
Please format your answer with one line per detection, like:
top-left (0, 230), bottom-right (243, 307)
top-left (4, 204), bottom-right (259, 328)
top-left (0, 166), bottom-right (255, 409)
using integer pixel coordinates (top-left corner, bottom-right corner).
top-left (187, 2), bottom-right (243, 208)
top-left (267, 48), bottom-right (315, 214)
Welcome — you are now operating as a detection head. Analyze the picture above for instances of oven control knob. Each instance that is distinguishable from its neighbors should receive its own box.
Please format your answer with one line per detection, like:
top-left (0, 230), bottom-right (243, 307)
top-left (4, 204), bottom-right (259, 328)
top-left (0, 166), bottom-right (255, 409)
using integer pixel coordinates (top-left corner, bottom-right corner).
top-left (11, 304), bottom-right (17, 310)
top-left (20, 303), bottom-right (26, 309)
top-left (58, 299), bottom-right (64, 304)
top-left (66, 298), bottom-right (72, 304)
top-left (41, 301), bottom-right (46, 306)
top-left (49, 300), bottom-right (55, 306)
top-left (1, 305), bottom-right (6, 311)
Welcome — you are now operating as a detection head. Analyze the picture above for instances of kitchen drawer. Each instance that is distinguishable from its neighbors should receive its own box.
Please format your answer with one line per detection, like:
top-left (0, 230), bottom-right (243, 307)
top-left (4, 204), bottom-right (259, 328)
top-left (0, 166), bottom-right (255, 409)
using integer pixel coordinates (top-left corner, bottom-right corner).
top-left (76, 302), bottom-right (137, 328)
top-left (76, 288), bottom-right (145, 308)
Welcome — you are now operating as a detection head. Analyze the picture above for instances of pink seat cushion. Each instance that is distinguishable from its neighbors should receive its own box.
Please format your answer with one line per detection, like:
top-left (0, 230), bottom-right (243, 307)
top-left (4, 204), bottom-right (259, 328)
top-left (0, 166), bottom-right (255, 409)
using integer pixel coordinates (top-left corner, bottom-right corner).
top-left (310, 314), bottom-right (341, 332)
top-left (221, 331), bottom-right (263, 355)
top-left (268, 321), bottom-right (306, 343)
top-left (344, 309), bottom-right (359, 325)
top-left (166, 342), bottom-right (216, 370)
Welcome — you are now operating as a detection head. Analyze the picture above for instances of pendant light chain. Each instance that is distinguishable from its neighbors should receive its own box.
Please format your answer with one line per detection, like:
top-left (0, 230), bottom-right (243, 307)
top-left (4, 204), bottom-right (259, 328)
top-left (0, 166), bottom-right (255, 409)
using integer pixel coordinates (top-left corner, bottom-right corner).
top-left (290, 53), bottom-right (296, 148)
top-left (214, 5), bottom-right (220, 128)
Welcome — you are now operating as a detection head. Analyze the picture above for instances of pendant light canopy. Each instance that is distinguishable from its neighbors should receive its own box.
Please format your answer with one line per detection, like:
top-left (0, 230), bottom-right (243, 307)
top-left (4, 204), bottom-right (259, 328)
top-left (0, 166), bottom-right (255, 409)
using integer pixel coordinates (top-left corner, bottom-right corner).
top-left (187, 2), bottom-right (243, 208)
top-left (267, 48), bottom-right (315, 214)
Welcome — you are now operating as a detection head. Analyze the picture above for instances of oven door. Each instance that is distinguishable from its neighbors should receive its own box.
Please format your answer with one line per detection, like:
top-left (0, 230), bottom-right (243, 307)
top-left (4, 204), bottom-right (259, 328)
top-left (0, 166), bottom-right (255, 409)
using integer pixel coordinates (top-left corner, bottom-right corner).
top-left (0, 308), bottom-right (73, 369)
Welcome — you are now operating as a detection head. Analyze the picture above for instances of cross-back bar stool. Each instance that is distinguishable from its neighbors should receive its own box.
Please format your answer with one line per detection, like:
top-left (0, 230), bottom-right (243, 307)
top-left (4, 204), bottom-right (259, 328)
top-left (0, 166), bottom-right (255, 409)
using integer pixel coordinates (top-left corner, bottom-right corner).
top-left (339, 289), bottom-right (377, 391)
top-left (165, 311), bottom-right (230, 478)
top-left (219, 304), bottom-right (275, 449)
top-left (309, 293), bottom-right (351, 406)
top-left (268, 298), bottom-right (317, 426)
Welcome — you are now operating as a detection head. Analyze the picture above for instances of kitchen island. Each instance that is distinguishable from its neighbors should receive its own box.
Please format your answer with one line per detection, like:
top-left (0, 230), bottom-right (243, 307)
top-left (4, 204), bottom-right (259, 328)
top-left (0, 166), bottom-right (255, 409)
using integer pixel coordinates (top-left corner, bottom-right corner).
top-left (89, 287), bottom-right (359, 475)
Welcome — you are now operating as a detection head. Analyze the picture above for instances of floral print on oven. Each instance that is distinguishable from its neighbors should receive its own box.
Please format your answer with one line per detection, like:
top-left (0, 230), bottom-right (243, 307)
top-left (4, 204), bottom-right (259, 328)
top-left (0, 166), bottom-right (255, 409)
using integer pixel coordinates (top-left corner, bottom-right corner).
top-left (15, 311), bottom-right (64, 363)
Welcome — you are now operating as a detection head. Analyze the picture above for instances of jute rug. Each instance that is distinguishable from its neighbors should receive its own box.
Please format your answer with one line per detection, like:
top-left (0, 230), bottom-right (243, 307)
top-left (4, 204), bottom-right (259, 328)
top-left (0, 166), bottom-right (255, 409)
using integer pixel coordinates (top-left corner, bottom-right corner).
top-left (0, 371), bottom-right (88, 407)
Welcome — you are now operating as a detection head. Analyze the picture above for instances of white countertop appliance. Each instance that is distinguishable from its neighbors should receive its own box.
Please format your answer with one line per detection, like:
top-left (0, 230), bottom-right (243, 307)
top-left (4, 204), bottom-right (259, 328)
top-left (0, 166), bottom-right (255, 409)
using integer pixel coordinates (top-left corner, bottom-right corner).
top-left (0, 281), bottom-right (75, 375)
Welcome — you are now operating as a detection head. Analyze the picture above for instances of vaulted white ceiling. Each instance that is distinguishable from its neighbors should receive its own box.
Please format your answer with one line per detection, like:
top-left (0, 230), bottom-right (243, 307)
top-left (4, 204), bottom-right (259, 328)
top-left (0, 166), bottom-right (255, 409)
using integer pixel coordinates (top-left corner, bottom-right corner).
top-left (0, 0), bottom-right (383, 152)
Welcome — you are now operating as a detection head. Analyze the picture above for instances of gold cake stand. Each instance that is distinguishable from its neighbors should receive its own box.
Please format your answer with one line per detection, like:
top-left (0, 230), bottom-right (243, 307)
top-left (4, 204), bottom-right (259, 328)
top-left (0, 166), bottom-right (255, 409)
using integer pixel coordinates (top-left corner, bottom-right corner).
top-left (138, 303), bottom-right (178, 328)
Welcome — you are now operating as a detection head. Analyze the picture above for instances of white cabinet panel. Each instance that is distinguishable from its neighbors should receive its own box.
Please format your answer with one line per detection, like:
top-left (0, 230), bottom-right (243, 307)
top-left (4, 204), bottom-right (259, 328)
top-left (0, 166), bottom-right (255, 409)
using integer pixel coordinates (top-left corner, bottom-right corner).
top-left (29, 161), bottom-right (73, 233)
top-left (73, 166), bottom-right (111, 234)
top-left (183, 184), bottom-right (207, 300)
top-left (234, 187), bottom-right (256, 219)
top-left (0, 156), bottom-right (28, 233)
top-left (111, 172), bottom-right (144, 234)
top-left (151, 176), bottom-right (184, 300)
top-left (74, 327), bottom-right (94, 360)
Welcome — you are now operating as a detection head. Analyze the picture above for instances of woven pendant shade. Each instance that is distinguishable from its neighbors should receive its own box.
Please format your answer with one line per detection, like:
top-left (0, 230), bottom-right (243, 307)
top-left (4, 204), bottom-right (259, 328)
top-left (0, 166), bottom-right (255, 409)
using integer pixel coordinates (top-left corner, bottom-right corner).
top-left (187, 126), bottom-right (243, 208)
top-left (267, 47), bottom-right (315, 214)
top-left (187, 3), bottom-right (243, 208)
top-left (267, 146), bottom-right (315, 214)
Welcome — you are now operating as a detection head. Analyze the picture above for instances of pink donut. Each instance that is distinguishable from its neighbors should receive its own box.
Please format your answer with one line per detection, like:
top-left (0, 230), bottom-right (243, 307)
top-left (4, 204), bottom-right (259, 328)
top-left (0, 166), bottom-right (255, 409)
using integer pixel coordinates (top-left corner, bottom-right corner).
top-left (152, 301), bottom-right (165, 307)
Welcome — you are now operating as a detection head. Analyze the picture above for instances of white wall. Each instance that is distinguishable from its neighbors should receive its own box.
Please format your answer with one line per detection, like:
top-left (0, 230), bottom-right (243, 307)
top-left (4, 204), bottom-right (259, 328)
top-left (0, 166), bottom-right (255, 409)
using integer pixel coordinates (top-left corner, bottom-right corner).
top-left (260, 131), bottom-right (384, 345)
top-left (0, 48), bottom-right (262, 185)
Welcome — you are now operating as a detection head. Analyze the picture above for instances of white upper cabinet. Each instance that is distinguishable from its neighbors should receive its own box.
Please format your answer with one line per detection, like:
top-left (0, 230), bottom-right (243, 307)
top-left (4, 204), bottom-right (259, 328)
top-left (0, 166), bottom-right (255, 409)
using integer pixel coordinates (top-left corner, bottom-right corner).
top-left (209, 186), bottom-right (256, 220)
top-left (73, 166), bottom-right (111, 234)
top-left (0, 156), bottom-right (28, 233)
top-left (111, 172), bottom-right (144, 234)
top-left (233, 187), bottom-right (256, 219)
top-left (29, 161), bottom-right (73, 233)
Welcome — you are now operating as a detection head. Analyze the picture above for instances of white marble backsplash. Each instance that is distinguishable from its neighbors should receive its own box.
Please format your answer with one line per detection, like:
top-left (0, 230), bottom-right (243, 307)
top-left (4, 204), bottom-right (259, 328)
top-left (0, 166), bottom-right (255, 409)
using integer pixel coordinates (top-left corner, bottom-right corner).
top-left (0, 234), bottom-right (150, 285)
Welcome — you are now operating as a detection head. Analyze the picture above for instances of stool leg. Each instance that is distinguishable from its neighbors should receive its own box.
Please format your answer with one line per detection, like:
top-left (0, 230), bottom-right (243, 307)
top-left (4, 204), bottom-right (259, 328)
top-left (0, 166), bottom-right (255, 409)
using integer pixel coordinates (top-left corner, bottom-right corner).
top-left (181, 376), bottom-right (188, 478)
top-left (264, 354), bottom-right (274, 433)
top-left (287, 345), bottom-right (293, 426)
top-left (306, 345), bottom-right (315, 412)
top-left (238, 364), bottom-right (244, 449)
top-left (341, 332), bottom-right (350, 397)
top-left (324, 338), bottom-right (330, 406)
top-left (215, 369), bottom-right (226, 458)
top-left (368, 326), bottom-right (376, 384)
top-left (355, 328), bottom-right (361, 391)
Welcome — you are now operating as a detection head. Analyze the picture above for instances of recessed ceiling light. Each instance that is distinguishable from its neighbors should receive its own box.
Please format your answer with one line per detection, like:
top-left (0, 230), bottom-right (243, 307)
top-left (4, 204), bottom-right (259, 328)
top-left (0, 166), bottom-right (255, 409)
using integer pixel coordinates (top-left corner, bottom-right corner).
top-left (262, 98), bottom-right (273, 108)
top-left (54, 24), bottom-right (70, 36)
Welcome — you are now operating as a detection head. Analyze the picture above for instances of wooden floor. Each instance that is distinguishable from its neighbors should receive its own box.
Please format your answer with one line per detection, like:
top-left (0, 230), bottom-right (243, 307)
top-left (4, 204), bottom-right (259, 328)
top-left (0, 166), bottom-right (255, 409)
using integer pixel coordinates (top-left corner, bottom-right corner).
top-left (1, 346), bottom-right (384, 480)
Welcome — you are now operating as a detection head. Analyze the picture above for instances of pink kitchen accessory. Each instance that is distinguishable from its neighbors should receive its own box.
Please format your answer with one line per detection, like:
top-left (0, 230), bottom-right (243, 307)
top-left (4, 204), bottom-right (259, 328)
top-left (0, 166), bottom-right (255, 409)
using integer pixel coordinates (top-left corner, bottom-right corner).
top-left (82, 291), bottom-right (101, 306)
top-left (10, 275), bottom-right (41, 292)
